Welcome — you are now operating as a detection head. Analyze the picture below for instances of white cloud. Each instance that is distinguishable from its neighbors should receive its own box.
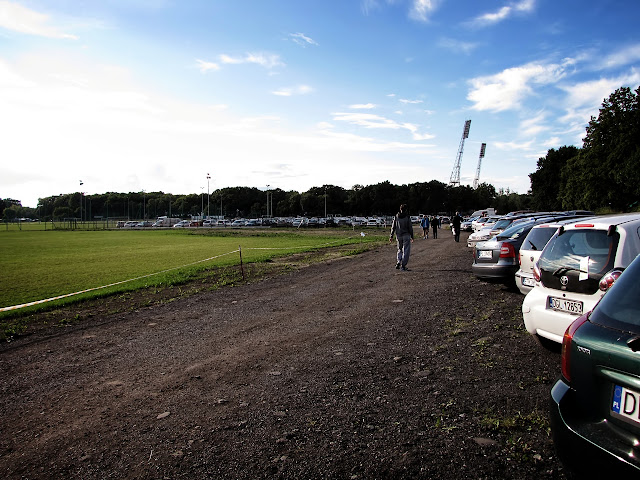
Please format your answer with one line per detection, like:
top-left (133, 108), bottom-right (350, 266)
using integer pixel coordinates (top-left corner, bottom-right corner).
top-left (597, 44), bottom-right (640, 70)
top-left (331, 112), bottom-right (434, 140)
top-left (219, 52), bottom-right (284, 69)
top-left (0, 0), bottom-right (77, 39)
top-left (493, 139), bottom-right (535, 150)
top-left (271, 85), bottom-right (314, 96)
top-left (409, 0), bottom-right (439, 22)
top-left (195, 59), bottom-right (220, 72)
top-left (467, 60), bottom-right (570, 112)
top-left (467, 0), bottom-right (536, 28)
top-left (519, 111), bottom-right (549, 137)
top-left (289, 32), bottom-right (318, 47)
top-left (399, 98), bottom-right (423, 104)
top-left (349, 103), bottom-right (377, 109)
top-left (558, 70), bottom-right (640, 125)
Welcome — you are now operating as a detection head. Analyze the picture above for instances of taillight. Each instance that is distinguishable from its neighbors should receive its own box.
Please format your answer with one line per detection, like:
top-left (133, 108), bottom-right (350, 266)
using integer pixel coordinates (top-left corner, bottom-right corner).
top-left (561, 314), bottom-right (589, 382)
top-left (599, 269), bottom-right (623, 291)
top-left (533, 262), bottom-right (541, 282)
top-left (499, 243), bottom-right (515, 258)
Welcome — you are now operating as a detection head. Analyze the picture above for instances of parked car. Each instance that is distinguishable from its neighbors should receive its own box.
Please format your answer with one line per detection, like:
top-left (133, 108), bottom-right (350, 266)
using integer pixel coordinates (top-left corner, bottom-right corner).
top-left (460, 216), bottom-right (479, 232)
top-left (472, 215), bottom-right (500, 232)
top-left (471, 217), bottom-right (560, 285)
top-left (550, 252), bottom-right (640, 476)
top-left (515, 216), bottom-right (596, 294)
top-left (522, 213), bottom-right (640, 345)
top-left (172, 220), bottom-right (190, 228)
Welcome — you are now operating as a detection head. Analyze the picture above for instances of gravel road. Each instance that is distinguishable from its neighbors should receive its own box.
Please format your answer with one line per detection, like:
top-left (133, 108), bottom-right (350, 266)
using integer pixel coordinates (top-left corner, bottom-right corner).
top-left (0, 230), bottom-right (566, 479)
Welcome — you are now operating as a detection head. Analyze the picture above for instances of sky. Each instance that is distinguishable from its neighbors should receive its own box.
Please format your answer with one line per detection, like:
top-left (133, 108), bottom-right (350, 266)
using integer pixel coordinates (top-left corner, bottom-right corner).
top-left (1, 0), bottom-right (639, 208)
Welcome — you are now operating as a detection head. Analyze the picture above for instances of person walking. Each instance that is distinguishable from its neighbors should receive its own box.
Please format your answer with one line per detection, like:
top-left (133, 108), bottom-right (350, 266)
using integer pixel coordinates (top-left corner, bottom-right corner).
top-left (420, 215), bottom-right (430, 239)
top-left (451, 211), bottom-right (463, 242)
top-left (389, 204), bottom-right (414, 271)
top-left (430, 215), bottom-right (439, 239)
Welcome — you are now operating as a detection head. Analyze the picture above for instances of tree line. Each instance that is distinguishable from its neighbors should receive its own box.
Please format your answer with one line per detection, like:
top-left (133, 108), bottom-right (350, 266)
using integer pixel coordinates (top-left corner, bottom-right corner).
top-left (3, 86), bottom-right (638, 222)
top-left (1, 181), bottom-right (518, 222)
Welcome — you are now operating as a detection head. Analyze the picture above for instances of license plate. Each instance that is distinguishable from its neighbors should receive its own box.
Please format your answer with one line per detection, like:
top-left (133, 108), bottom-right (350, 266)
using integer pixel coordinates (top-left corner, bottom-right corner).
top-left (612, 385), bottom-right (640, 426)
top-left (548, 296), bottom-right (583, 315)
top-left (521, 277), bottom-right (535, 287)
top-left (478, 250), bottom-right (492, 259)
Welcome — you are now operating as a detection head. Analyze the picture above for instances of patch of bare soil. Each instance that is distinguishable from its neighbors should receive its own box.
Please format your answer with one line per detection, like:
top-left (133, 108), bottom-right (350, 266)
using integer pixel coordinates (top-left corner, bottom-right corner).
top-left (0, 231), bottom-right (566, 479)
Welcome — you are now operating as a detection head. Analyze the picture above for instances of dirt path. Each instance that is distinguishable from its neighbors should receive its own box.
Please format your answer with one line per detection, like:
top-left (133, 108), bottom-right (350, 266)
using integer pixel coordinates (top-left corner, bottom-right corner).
top-left (0, 231), bottom-right (565, 479)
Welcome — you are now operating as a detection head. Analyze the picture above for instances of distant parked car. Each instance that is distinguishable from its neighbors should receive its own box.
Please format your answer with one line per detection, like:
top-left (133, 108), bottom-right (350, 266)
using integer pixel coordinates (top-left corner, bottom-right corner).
top-left (460, 216), bottom-right (478, 232)
top-left (522, 213), bottom-right (640, 346)
top-left (550, 252), bottom-right (640, 476)
top-left (471, 217), bottom-right (561, 286)
top-left (172, 220), bottom-right (190, 228)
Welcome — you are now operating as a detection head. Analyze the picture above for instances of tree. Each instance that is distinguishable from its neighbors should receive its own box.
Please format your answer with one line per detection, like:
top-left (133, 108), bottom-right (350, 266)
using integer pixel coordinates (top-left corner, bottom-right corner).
top-left (561, 86), bottom-right (640, 211)
top-left (529, 146), bottom-right (579, 211)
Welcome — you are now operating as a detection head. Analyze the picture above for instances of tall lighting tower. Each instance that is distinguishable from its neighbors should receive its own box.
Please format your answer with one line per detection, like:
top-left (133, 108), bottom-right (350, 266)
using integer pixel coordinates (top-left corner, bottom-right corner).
top-left (206, 173), bottom-right (211, 219)
top-left (449, 120), bottom-right (471, 186)
top-left (473, 143), bottom-right (486, 189)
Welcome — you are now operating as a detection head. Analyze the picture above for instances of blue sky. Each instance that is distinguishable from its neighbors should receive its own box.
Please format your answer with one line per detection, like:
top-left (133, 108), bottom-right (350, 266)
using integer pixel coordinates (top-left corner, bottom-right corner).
top-left (1, 0), bottom-right (639, 208)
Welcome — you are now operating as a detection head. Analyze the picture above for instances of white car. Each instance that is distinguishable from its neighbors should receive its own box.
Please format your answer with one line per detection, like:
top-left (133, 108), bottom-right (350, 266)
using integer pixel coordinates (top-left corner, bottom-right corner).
top-left (467, 224), bottom-right (497, 248)
top-left (522, 213), bottom-right (640, 345)
top-left (515, 216), bottom-right (596, 294)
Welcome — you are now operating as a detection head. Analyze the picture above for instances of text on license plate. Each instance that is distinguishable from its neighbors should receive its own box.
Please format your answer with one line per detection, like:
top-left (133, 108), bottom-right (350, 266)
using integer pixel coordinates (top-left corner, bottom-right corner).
top-left (613, 385), bottom-right (640, 426)
top-left (478, 250), bottom-right (492, 259)
top-left (521, 277), bottom-right (535, 287)
top-left (548, 296), bottom-right (583, 315)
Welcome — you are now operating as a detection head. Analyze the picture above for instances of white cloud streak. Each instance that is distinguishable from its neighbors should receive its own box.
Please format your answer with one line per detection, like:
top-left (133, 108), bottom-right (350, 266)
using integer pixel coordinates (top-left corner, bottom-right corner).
top-left (289, 32), bottom-right (318, 47)
top-left (0, 0), bottom-right (77, 39)
top-left (467, 0), bottom-right (536, 28)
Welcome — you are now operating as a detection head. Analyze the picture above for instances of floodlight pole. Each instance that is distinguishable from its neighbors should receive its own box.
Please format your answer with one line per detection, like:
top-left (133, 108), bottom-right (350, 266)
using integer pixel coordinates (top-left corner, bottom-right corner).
top-left (207, 173), bottom-right (211, 220)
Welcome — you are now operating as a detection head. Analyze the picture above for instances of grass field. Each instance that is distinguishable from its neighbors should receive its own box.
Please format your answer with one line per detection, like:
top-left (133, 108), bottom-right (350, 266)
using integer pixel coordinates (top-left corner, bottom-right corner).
top-left (0, 228), bottom-right (383, 315)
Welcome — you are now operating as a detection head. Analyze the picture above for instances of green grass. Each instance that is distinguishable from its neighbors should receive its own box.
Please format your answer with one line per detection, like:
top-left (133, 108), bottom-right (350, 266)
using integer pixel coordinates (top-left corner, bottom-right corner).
top-left (0, 228), bottom-right (382, 314)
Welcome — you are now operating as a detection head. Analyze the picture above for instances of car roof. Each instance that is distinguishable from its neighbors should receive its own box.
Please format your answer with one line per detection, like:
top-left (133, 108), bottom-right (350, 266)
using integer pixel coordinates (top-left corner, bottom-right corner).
top-left (561, 213), bottom-right (640, 230)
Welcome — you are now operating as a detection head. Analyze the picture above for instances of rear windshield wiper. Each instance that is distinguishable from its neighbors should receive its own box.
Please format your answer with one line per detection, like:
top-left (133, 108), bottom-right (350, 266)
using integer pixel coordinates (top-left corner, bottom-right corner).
top-left (552, 266), bottom-right (587, 276)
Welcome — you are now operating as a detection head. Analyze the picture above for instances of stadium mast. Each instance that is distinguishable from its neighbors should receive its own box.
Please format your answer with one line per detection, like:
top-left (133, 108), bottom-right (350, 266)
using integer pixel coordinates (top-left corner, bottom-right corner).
top-left (449, 119), bottom-right (471, 186)
top-left (473, 143), bottom-right (486, 189)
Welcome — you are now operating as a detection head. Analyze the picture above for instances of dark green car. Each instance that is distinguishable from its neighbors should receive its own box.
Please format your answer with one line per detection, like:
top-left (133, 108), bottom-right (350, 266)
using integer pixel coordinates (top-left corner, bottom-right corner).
top-left (551, 253), bottom-right (640, 476)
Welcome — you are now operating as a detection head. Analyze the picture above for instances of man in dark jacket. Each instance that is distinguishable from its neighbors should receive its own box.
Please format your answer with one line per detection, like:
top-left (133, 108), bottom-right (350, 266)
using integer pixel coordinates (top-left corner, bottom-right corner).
top-left (430, 216), bottom-right (439, 239)
top-left (389, 204), bottom-right (414, 271)
top-left (451, 212), bottom-right (463, 242)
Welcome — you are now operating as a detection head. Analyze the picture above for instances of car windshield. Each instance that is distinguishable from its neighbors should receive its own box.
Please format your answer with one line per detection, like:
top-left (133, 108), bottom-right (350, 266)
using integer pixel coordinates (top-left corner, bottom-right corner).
top-left (590, 254), bottom-right (640, 330)
top-left (539, 229), bottom-right (618, 278)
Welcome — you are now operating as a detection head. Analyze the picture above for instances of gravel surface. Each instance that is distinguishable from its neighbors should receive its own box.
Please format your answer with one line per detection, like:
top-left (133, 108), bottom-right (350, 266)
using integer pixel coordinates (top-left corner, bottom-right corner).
top-left (0, 230), bottom-right (566, 479)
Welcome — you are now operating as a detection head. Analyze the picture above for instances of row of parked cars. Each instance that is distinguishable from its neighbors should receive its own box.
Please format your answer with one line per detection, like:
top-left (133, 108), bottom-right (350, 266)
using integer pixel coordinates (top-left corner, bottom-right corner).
top-left (467, 210), bottom-right (640, 475)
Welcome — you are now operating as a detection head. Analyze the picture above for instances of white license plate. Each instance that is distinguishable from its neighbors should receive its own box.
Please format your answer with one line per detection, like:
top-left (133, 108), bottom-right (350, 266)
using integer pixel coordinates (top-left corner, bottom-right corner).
top-left (612, 385), bottom-right (640, 426)
top-left (521, 277), bottom-right (535, 287)
top-left (548, 296), bottom-right (583, 315)
top-left (478, 250), bottom-right (492, 259)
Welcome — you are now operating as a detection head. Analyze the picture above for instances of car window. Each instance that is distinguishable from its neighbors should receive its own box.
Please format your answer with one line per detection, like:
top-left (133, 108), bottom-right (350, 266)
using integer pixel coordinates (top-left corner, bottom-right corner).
top-left (522, 227), bottom-right (557, 251)
top-left (540, 229), bottom-right (618, 277)
top-left (493, 219), bottom-right (512, 229)
top-left (497, 221), bottom-right (534, 240)
top-left (590, 254), bottom-right (640, 330)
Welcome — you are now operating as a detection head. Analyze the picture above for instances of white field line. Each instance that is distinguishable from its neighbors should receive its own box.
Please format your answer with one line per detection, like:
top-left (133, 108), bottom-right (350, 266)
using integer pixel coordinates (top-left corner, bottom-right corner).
top-left (1, 236), bottom-right (363, 312)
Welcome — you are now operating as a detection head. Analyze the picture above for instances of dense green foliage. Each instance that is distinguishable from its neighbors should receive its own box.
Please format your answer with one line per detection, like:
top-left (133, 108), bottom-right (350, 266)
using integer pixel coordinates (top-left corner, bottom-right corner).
top-left (530, 86), bottom-right (640, 212)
